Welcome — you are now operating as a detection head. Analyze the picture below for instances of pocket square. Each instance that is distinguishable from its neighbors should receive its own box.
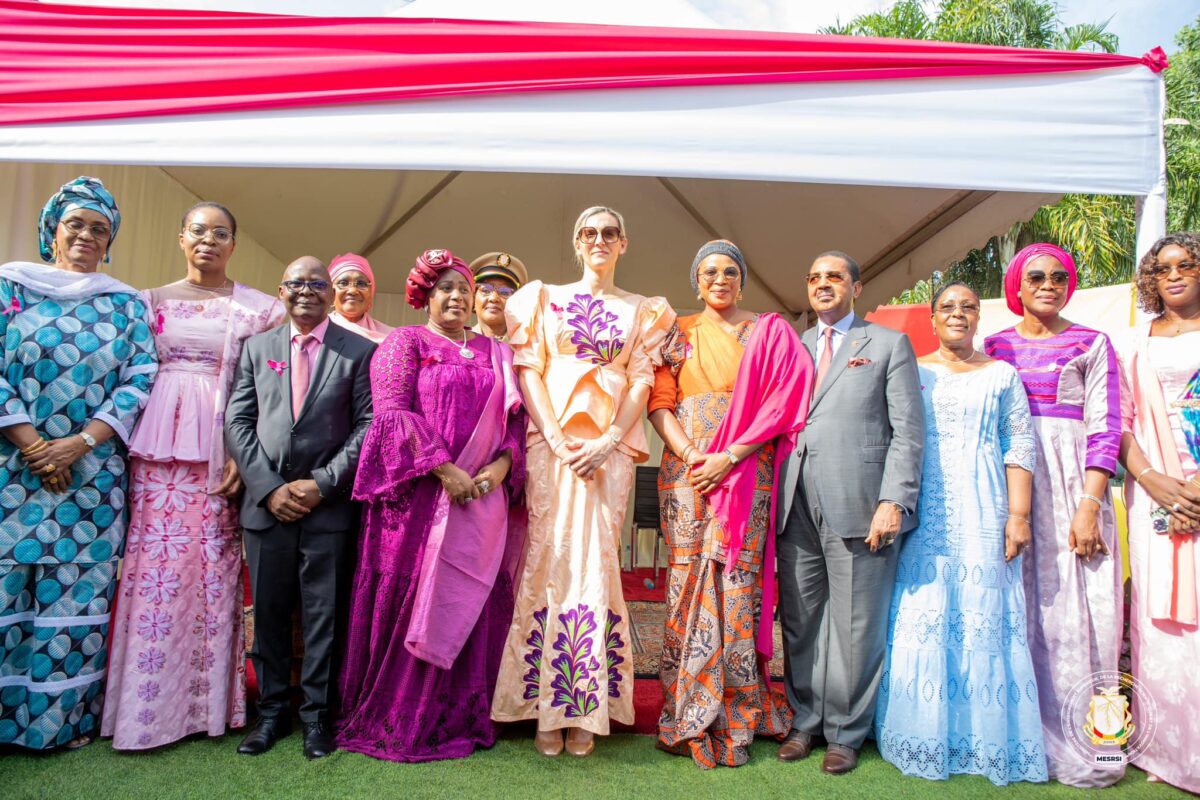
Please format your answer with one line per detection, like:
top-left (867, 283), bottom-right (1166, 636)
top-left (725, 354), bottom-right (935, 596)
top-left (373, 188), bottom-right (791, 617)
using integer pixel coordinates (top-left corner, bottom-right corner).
top-left (848, 357), bottom-right (873, 368)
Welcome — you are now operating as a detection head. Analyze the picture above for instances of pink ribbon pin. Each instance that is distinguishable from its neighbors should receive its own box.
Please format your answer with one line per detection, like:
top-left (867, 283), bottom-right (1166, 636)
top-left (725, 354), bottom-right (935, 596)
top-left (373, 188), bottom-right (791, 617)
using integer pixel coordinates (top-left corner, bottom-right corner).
top-left (1, 296), bottom-right (21, 316)
top-left (267, 359), bottom-right (288, 375)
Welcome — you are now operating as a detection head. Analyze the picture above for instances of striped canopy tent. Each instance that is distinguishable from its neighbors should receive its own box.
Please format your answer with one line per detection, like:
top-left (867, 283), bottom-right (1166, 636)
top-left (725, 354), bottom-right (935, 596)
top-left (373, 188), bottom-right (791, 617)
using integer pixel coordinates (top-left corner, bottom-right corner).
top-left (0, 0), bottom-right (1168, 325)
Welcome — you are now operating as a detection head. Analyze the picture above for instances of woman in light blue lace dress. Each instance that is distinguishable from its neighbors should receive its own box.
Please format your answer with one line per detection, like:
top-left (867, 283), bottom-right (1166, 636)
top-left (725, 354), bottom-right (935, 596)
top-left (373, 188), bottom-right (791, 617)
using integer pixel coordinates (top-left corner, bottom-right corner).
top-left (875, 282), bottom-right (1047, 786)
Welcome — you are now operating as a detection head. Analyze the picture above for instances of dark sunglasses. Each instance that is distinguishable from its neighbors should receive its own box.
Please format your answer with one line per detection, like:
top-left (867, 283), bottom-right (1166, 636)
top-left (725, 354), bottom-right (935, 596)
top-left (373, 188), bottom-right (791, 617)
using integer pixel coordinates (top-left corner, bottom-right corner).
top-left (1144, 261), bottom-right (1200, 280)
top-left (1023, 270), bottom-right (1070, 288)
top-left (577, 226), bottom-right (623, 245)
top-left (806, 271), bottom-right (849, 285)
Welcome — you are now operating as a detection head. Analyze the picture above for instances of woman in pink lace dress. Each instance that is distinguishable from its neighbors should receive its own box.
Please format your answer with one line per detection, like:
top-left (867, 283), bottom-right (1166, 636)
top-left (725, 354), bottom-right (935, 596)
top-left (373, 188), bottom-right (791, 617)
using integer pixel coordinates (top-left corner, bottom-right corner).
top-left (101, 203), bottom-right (283, 749)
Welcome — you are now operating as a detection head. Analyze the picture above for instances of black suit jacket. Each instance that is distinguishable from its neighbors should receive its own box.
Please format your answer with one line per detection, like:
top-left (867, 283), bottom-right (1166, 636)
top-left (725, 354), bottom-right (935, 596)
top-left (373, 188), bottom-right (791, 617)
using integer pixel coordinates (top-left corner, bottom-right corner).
top-left (224, 321), bottom-right (376, 532)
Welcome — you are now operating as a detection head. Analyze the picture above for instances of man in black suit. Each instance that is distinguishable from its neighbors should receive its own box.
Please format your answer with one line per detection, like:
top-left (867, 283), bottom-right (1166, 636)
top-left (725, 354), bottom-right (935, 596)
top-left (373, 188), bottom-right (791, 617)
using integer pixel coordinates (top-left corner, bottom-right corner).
top-left (225, 256), bottom-right (375, 759)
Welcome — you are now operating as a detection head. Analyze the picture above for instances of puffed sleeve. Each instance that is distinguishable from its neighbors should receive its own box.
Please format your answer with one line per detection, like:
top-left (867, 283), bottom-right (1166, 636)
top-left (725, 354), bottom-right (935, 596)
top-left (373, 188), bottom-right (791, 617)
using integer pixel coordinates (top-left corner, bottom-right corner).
top-left (504, 280), bottom-right (547, 375)
top-left (352, 327), bottom-right (452, 503)
top-left (0, 279), bottom-right (32, 428)
top-left (648, 321), bottom-right (686, 414)
top-left (92, 292), bottom-right (158, 443)
top-left (998, 365), bottom-right (1036, 473)
top-left (627, 296), bottom-right (677, 389)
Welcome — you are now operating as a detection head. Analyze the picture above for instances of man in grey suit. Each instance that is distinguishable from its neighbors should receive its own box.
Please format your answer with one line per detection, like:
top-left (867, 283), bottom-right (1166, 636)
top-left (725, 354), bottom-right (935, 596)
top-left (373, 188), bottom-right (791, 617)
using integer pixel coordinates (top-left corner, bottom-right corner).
top-left (776, 251), bottom-right (924, 774)
top-left (225, 257), bottom-right (375, 760)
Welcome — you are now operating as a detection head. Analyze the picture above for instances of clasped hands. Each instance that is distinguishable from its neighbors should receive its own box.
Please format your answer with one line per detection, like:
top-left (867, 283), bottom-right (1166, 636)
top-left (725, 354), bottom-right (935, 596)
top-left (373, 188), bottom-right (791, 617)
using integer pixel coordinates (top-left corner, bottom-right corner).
top-left (266, 478), bottom-right (322, 523)
top-left (434, 455), bottom-right (511, 506)
top-left (20, 436), bottom-right (90, 494)
top-left (1143, 471), bottom-right (1200, 535)
top-left (551, 434), bottom-right (619, 481)
top-left (676, 443), bottom-right (735, 497)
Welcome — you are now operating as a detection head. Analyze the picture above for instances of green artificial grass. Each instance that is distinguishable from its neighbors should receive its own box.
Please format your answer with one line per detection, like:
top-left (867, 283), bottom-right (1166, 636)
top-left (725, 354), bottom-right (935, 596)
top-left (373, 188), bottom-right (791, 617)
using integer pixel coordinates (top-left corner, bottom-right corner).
top-left (2, 729), bottom-right (1190, 800)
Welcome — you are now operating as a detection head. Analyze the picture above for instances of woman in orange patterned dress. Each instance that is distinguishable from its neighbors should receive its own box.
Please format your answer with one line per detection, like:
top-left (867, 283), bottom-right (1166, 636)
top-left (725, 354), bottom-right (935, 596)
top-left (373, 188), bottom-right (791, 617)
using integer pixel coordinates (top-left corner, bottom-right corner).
top-left (649, 240), bottom-right (812, 768)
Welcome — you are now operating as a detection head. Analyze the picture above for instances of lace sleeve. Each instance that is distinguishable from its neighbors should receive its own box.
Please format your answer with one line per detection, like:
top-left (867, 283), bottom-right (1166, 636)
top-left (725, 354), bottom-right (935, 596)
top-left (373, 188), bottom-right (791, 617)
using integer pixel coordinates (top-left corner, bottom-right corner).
top-left (998, 365), bottom-right (1036, 473)
top-left (647, 321), bottom-right (685, 414)
top-left (352, 327), bottom-right (452, 502)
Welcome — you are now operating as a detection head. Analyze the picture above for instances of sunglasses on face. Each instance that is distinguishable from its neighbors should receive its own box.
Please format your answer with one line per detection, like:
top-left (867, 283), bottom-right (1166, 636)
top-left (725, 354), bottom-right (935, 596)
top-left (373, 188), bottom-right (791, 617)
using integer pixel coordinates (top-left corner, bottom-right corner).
top-left (806, 271), bottom-right (849, 285)
top-left (61, 217), bottom-right (112, 241)
top-left (1023, 270), bottom-right (1070, 288)
top-left (184, 224), bottom-right (234, 245)
top-left (698, 267), bottom-right (742, 285)
top-left (1145, 261), bottom-right (1200, 280)
top-left (476, 283), bottom-right (515, 298)
top-left (334, 278), bottom-right (372, 290)
top-left (281, 279), bottom-right (330, 294)
top-left (576, 226), bottom-right (623, 245)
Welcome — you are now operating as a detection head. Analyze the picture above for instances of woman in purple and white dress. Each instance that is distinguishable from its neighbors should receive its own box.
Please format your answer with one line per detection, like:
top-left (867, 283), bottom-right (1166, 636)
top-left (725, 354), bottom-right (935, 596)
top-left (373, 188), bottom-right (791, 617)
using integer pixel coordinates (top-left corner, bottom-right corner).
top-left (984, 243), bottom-right (1124, 788)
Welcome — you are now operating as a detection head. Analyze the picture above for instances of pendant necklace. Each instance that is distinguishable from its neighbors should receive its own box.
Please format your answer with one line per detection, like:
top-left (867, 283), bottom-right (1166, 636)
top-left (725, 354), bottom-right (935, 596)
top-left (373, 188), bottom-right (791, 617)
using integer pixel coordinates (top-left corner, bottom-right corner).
top-left (428, 325), bottom-right (474, 359)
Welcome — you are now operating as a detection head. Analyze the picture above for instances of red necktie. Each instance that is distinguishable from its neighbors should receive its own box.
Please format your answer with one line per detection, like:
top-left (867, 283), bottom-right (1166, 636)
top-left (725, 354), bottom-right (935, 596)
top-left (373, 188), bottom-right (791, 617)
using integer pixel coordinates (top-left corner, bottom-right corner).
top-left (814, 327), bottom-right (835, 390)
top-left (291, 334), bottom-right (314, 418)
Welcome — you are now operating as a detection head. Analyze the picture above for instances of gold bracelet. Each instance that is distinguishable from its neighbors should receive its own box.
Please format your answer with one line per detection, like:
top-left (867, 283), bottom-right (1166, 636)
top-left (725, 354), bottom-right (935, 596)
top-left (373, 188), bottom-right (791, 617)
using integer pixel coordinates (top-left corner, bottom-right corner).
top-left (1007, 513), bottom-right (1030, 524)
top-left (20, 440), bottom-right (48, 456)
top-left (1135, 466), bottom-right (1154, 484)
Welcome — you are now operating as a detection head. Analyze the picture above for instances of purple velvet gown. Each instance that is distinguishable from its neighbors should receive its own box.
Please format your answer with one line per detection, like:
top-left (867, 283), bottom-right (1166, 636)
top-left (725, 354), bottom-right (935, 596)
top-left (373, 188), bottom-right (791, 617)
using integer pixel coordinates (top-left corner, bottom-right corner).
top-left (335, 326), bottom-right (525, 762)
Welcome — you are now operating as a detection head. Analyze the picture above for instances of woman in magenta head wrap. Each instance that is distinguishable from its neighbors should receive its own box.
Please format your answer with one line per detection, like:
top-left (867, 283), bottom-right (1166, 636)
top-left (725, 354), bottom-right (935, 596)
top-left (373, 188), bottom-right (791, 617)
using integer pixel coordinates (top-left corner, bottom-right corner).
top-left (335, 248), bottom-right (526, 762)
top-left (983, 243), bottom-right (1125, 788)
top-left (328, 252), bottom-right (393, 344)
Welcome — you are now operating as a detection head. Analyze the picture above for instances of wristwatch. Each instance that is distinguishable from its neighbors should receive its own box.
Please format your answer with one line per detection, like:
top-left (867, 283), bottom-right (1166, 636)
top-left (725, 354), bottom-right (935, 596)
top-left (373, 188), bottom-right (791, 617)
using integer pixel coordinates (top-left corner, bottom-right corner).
top-left (723, 448), bottom-right (739, 465)
top-left (78, 431), bottom-right (97, 449)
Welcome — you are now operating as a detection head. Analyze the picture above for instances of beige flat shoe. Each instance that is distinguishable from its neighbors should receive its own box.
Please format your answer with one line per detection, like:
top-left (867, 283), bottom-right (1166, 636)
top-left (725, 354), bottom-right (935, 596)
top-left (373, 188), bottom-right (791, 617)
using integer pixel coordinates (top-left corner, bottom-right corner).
top-left (534, 728), bottom-right (564, 757)
top-left (565, 728), bottom-right (594, 758)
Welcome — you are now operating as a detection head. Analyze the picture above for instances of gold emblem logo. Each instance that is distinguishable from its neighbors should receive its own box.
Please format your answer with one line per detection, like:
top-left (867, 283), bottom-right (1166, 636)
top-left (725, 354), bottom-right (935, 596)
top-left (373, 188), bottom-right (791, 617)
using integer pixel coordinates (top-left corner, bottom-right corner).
top-left (497, 253), bottom-right (511, 268)
top-left (1085, 686), bottom-right (1134, 746)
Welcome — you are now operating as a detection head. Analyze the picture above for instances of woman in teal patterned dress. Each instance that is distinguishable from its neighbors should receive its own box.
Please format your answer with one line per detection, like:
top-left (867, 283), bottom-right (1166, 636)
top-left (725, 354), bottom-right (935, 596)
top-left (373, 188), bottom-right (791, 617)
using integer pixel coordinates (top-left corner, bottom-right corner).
top-left (0, 177), bottom-right (157, 750)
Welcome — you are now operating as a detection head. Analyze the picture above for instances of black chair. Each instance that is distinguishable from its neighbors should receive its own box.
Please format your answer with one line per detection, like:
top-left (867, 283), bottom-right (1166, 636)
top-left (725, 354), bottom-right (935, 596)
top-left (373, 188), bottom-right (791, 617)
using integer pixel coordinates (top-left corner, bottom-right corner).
top-left (625, 465), bottom-right (663, 580)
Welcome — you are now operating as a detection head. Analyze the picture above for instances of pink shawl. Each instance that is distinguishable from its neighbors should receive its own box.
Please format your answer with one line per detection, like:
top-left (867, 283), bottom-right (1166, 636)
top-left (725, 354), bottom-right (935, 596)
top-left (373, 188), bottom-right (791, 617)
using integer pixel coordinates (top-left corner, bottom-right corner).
top-left (706, 313), bottom-right (813, 659)
top-left (404, 339), bottom-right (523, 668)
top-left (1124, 324), bottom-right (1198, 624)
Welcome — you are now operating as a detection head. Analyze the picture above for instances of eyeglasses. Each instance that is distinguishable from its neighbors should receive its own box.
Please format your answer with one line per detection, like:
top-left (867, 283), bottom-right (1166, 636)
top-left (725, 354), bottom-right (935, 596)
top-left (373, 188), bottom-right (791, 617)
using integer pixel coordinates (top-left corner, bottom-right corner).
top-left (61, 217), bottom-right (112, 241)
top-left (1145, 261), bottom-right (1200, 280)
top-left (577, 226), bottom-right (623, 245)
top-left (698, 267), bottom-right (742, 285)
top-left (184, 224), bottom-right (234, 244)
top-left (1023, 270), bottom-right (1070, 288)
top-left (935, 301), bottom-right (981, 315)
top-left (806, 271), bottom-right (849, 285)
top-left (334, 278), bottom-right (372, 290)
top-left (281, 279), bottom-right (330, 294)
top-left (476, 283), bottom-right (516, 298)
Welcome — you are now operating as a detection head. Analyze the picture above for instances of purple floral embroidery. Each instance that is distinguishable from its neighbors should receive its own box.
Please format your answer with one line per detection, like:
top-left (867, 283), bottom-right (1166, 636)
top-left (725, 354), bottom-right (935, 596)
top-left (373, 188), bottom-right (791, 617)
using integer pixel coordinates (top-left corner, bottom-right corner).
top-left (136, 648), bottom-right (166, 675)
top-left (521, 607), bottom-right (547, 700)
top-left (136, 608), bottom-right (173, 642)
top-left (137, 733), bottom-right (152, 747)
top-left (136, 708), bottom-right (156, 726)
top-left (549, 604), bottom-right (601, 718)
top-left (137, 680), bottom-right (160, 702)
top-left (138, 566), bottom-right (182, 605)
top-left (194, 612), bottom-right (220, 639)
top-left (565, 294), bottom-right (625, 365)
top-left (604, 610), bottom-right (626, 699)
top-left (190, 648), bottom-right (216, 672)
top-left (200, 571), bottom-right (224, 604)
top-left (189, 676), bottom-right (211, 697)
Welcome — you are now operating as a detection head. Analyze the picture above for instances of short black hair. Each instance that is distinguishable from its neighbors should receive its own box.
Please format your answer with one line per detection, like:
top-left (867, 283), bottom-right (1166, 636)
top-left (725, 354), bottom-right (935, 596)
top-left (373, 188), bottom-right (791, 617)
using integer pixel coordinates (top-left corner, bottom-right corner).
top-left (182, 202), bottom-right (237, 237)
top-left (930, 280), bottom-right (976, 309)
top-left (815, 250), bottom-right (860, 282)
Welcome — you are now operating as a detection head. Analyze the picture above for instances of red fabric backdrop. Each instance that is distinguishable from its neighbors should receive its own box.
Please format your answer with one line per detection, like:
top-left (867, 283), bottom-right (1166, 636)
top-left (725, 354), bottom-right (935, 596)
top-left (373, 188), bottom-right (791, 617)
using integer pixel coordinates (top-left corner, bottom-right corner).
top-left (864, 303), bottom-right (940, 356)
top-left (0, 0), bottom-right (1164, 125)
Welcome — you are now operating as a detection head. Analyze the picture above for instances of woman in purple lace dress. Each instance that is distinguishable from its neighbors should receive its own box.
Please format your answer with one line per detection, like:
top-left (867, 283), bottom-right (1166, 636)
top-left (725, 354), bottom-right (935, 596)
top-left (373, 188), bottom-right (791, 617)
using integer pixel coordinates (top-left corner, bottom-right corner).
top-left (335, 249), bottom-right (525, 762)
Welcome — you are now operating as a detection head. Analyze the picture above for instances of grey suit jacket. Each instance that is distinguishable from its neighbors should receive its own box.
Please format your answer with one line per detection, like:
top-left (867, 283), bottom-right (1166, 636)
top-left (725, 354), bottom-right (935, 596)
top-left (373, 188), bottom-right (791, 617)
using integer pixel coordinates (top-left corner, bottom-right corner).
top-left (224, 321), bottom-right (376, 532)
top-left (778, 314), bottom-right (924, 538)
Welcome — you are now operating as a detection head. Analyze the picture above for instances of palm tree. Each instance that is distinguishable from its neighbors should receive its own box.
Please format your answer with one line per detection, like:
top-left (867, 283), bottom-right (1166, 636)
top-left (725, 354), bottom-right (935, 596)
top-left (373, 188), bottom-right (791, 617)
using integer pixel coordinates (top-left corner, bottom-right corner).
top-left (828, 1), bottom-right (1190, 302)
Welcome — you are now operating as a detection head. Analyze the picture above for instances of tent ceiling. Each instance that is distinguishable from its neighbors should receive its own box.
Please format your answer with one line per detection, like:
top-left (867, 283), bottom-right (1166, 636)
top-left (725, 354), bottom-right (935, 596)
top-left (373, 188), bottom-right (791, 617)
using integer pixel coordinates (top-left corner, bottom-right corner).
top-left (162, 165), bottom-right (1056, 317)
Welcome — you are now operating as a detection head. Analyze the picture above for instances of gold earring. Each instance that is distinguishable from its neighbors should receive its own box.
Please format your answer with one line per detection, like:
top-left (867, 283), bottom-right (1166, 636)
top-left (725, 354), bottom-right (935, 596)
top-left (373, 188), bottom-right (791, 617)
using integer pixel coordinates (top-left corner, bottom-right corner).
top-left (736, 291), bottom-right (743, 302)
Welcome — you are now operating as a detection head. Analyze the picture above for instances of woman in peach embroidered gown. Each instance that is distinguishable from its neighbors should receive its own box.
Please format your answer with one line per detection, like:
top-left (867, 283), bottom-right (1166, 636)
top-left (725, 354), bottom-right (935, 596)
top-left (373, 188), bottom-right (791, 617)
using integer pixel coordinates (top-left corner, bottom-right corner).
top-left (491, 207), bottom-right (674, 757)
